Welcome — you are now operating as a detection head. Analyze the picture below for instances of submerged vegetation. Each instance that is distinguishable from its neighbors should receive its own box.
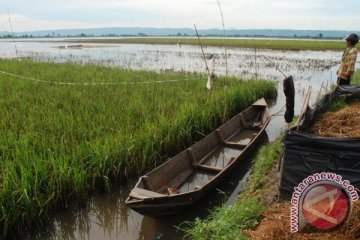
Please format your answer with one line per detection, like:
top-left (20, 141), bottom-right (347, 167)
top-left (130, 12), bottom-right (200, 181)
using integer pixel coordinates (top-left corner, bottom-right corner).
top-left (75, 37), bottom-right (359, 51)
top-left (0, 58), bottom-right (276, 237)
top-left (183, 140), bottom-right (282, 240)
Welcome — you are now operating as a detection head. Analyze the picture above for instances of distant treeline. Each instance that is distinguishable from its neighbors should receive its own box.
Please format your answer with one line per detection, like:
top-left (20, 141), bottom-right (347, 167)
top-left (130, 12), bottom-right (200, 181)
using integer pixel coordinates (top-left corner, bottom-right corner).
top-left (0, 32), bottom-right (342, 40)
top-left (1, 27), bottom-right (358, 39)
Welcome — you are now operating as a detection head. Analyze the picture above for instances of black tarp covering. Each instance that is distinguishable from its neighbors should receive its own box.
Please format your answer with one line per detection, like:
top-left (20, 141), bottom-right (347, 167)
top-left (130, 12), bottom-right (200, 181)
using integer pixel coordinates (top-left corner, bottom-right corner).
top-left (299, 84), bottom-right (360, 130)
top-left (279, 84), bottom-right (360, 196)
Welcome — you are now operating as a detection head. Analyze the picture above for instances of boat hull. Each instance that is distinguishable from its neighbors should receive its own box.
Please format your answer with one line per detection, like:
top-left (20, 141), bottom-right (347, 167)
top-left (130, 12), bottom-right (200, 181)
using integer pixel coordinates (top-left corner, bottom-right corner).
top-left (126, 99), bottom-right (270, 217)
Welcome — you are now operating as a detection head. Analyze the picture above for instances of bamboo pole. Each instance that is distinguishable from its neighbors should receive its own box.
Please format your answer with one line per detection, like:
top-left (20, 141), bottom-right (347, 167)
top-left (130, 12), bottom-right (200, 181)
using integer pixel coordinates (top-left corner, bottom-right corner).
top-left (194, 24), bottom-right (210, 76)
top-left (263, 55), bottom-right (287, 78)
top-left (296, 86), bottom-right (312, 130)
top-left (255, 47), bottom-right (258, 80)
top-left (316, 82), bottom-right (324, 103)
top-left (7, 7), bottom-right (18, 58)
top-left (216, 0), bottom-right (228, 76)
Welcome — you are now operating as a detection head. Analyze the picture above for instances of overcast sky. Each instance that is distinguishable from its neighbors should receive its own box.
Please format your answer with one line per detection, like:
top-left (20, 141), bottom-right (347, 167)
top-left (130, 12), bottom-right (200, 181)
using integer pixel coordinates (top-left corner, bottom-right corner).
top-left (0, 0), bottom-right (359, 32)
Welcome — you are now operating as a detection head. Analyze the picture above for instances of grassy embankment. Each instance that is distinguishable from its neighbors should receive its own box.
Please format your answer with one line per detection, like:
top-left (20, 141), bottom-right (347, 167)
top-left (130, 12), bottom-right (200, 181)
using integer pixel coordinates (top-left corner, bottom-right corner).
top-left (75, 37), bottom-right (360, 51)
top-left (185, 69), bottom-right (360, 239)
top-left (329, 69), bottom-right (360, 111)
top-left (320, 68), bottom-right (360, 112)
top-left (353, 69), bottom-right (360, 84)
top-left (0, 58), bottom-right (276, 237)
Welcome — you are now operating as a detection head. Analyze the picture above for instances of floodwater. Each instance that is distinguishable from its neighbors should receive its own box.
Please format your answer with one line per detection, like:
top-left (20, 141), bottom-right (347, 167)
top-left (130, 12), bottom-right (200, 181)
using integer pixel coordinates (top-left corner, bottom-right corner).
top-left (0, 38), bottom-right (357, 240)
top-left (0, 39), bottom-right (340, 81)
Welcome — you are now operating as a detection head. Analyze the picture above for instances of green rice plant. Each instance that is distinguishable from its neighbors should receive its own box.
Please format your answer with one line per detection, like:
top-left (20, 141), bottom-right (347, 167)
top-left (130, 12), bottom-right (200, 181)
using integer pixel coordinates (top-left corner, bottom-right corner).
top-left (78, 37), bottom-right (357, 51)
top-left (0, 58), bottom-right (276, 237)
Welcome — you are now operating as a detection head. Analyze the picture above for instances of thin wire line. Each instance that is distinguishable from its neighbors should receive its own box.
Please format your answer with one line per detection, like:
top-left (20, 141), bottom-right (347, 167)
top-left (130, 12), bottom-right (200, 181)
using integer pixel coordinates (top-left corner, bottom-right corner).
top-left (0, 70), bottom-right (206, 86)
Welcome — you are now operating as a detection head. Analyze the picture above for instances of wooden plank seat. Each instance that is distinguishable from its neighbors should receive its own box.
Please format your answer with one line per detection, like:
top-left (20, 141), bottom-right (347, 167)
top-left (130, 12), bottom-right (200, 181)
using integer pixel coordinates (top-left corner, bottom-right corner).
top-left (253, 121), bottom-right (262, 127)
top-left (129, 187), bottom-right (167, 200)
top-left (187, 148), bottom-right (224, 173)
top-left (197, 164), bottom-right (223, 173)
top-left (224, 141), bottom-right (247, 149)
top-left (216, 129), bottom-right (250, 149)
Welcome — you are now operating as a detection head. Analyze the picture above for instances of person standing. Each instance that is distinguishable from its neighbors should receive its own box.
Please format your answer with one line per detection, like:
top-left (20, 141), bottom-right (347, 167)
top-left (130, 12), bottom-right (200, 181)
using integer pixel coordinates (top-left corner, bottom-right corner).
top-left (337, 33), bottom-right (359, 85)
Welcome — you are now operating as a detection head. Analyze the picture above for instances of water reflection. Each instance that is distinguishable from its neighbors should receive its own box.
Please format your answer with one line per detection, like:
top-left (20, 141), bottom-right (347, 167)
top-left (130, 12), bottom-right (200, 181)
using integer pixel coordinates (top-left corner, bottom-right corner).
top-left (28, 182), bottom-right (143, 240)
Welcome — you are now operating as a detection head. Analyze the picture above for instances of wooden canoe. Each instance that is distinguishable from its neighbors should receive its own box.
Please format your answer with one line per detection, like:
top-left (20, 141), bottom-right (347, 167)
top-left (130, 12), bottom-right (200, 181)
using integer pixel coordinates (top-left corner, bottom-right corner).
top-left (125, 98), bottom-right (270, 217)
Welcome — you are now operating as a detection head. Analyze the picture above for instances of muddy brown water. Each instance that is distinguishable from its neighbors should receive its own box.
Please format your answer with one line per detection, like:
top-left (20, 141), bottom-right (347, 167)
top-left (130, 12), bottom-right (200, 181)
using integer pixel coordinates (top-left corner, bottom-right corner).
top-left (1, 39), bottom-right (358, 239)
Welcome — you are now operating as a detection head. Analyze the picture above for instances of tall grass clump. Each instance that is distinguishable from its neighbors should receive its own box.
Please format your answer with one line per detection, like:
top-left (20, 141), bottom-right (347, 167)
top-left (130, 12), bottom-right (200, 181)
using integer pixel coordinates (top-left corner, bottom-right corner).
top-left (0, 58), bottom-right (276, 237)
top-left (352, 70), bottom-right (360, 84)
top-left (325, 70), bottom-right (360, 113)
top-left (183, 197), bottom-right (264, 240)
top-left (326, 99), bottom-right (347, 112)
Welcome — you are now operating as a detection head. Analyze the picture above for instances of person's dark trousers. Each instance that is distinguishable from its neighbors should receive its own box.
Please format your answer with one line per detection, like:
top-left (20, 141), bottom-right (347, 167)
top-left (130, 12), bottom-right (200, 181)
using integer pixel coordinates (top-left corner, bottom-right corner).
top-left (337, 77), bottom-right (351, 85)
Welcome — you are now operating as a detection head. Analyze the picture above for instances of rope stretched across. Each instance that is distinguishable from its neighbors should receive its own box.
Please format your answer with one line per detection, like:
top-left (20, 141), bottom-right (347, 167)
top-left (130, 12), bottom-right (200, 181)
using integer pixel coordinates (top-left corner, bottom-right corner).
top-left (0, 70), bottom-right (206, 86)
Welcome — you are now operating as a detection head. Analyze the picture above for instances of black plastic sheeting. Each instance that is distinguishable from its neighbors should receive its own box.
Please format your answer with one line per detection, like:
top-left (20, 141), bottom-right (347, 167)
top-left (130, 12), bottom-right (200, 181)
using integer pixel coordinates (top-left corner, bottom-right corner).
top-left (299, 84), bottom-right (360, 130)
top-left (279, 84), bottom-right (360, 196)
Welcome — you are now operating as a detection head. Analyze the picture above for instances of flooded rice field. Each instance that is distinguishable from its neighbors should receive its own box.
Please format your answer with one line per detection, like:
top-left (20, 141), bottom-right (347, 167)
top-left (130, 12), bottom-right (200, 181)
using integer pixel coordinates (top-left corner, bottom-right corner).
top-left (0, 39), bottom-right (340, 82)
top-left (0, 39), bottom-right (357, 239)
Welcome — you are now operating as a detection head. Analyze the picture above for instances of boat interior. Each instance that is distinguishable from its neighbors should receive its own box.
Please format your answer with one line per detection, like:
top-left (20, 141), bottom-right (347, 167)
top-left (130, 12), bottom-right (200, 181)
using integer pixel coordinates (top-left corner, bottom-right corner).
top-left (129, 104), bottom-right (269, 200)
